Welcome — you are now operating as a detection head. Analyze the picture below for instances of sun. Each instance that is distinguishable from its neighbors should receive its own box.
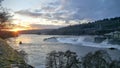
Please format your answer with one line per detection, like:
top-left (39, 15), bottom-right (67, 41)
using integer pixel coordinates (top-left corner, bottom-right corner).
top-left (10, 28), bottom-right (26, 32)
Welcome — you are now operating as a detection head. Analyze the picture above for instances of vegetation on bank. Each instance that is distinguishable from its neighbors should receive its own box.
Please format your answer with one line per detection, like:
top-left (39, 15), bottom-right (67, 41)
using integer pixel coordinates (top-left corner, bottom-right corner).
top-left (47, 17), bottom-right (120, 35)
top-left (0, 38), bottom-right (33, 68)
top-left (46, 50), bottom-right (120, 68)
top-left (0, 31), bottom-right (19, 39)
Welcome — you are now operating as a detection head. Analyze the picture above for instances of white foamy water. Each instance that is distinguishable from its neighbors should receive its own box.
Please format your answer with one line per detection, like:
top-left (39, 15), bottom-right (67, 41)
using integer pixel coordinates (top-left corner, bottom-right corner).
top-left (8, 34), bottom-right (120, 68)
top-left (45, 36), bottom-right (120, 50)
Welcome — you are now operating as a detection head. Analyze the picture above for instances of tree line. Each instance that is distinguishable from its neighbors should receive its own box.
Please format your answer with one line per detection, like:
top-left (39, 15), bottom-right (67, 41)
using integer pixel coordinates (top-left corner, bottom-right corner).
top-left (47, 17), bottom-right (120, 35)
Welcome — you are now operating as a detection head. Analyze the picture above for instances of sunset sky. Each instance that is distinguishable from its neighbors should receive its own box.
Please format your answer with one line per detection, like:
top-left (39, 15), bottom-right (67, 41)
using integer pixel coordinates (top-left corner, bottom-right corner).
top-left (2, 0), bottom-right (120, 29)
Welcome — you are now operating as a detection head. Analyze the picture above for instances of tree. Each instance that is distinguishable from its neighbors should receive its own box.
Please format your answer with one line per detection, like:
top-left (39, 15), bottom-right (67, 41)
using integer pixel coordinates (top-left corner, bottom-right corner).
top-left (110, 59), bottom-right (120, 68)
top-left (46, 50), bottom-right (120, 68)
top-left (0, 0), bottom-right (3, 4)
top-left (0, 0), bottom-right (12, 29)
top-left (46, 50), bottom-right (81, 68)
top-left (82, 50), bottom-right (111, 68)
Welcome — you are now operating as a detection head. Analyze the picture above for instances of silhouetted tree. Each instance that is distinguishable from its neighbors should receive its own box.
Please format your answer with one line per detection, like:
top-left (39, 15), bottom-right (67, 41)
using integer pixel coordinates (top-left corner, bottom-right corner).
top-left (0, 0), bottom-right (12, 29)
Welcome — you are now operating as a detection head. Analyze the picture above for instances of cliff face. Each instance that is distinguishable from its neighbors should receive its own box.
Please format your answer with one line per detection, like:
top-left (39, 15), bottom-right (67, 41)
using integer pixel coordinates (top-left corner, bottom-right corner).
top-left (0, 38), bottom-right (33, 68)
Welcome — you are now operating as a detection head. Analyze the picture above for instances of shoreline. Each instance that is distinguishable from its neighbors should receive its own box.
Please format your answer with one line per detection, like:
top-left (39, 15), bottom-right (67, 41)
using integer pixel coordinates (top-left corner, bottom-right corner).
top-left (74, 44), bottom-right (120, 60)
top-left (0, 38), bottom-right (34, 68)
top-left (43, 35), bottom-right (120, 60)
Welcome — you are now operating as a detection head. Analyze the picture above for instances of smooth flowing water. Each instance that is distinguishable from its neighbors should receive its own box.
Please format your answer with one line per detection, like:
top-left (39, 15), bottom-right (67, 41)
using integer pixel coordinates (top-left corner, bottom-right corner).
top-left (7, 34), bottom-right (120, 68)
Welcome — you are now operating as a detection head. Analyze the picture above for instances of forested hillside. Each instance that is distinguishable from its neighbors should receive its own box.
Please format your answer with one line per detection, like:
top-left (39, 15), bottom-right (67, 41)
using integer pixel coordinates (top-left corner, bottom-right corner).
top-left (47, 17), bottom-right (120, 35)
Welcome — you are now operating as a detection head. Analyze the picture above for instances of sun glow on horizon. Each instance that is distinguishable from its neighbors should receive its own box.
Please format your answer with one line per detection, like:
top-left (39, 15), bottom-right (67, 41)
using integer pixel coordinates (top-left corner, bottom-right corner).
top-left (10, 17), bottom-right (33, 32)
top-left (8, 23), bottom-right (32, 32)
top-left (13, 14), bottom-right (69, 26)
top-left (9, 28), bottom-right (27, 32)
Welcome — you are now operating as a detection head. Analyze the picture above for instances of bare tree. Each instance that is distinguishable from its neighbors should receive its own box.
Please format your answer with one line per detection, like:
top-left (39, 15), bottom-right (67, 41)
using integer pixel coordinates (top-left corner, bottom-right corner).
top-left (46, 50), bottom-right (120, 68)
top-left (46, 50), bottom-right (81, 68)
top-left (0, 0), bottom-right (3, 4)
top-left (82, 50), bottom-right (111, 68)
top-left (110, 59), bottom-right (120, 68)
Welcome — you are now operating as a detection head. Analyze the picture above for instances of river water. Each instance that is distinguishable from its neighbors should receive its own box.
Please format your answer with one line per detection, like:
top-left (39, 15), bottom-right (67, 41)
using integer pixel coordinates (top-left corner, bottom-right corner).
top-left (7, 34), bottom-right (120, 68)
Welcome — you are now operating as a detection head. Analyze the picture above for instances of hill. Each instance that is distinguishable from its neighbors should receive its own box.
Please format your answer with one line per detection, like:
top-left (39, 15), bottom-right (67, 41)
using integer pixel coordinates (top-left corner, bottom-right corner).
top-left (19, 29), bottom-right (53, 34)
top-left (47, 17), bottom-right (120, 35)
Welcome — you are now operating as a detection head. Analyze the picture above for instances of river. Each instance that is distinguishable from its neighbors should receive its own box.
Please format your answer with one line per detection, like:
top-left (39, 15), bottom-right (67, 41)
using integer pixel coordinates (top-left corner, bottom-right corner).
top-left (7, 34), bottom-right (120, 68)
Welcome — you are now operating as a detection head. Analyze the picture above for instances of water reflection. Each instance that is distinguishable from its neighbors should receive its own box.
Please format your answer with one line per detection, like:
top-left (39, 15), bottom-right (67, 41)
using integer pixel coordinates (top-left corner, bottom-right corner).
top-left (16, 35), bottom-right (33, 44)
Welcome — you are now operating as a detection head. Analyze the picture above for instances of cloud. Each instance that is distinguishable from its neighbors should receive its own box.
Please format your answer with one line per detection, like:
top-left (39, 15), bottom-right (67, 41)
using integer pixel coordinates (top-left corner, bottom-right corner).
top-left (14, 0), bottom-right (120, 25)
top-left (15, 10), bottom-right (43, 17)
top-left (30, 24), bottom-right (63, 29)
top-left (63, 0), bottom-right (120, 20)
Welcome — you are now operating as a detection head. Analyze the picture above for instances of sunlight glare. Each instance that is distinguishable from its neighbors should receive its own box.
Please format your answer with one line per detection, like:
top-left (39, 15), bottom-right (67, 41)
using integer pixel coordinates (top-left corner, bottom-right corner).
top-left (10, 28), bottom-right (26, 32)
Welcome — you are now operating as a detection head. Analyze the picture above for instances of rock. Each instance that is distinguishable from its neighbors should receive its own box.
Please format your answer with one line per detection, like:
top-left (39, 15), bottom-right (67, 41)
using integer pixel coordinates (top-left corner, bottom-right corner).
top-left (11, 64), bottom-right (34, 68)
top-left (109, 47), bottom-right (116, 50)
top-left (27, 65), bottom-right (34, 68)
top-left (0, 48), bottom-right (3, 55)
top-left (94, 36), bottom-right (106, 43)
top-left (0, 51), bottom-right (3, 55)
top-left (11, 64), bottom-right (19, 68)
top-left (19, 41), bottom-right (22, 44)
top-left (19, 50), bottom-right (27, 59)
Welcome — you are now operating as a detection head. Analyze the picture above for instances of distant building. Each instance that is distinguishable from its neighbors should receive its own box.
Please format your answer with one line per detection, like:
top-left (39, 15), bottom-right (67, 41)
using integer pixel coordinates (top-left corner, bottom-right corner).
top-left (112, 31), bottom-right (120, 39)
top-left (104, 31), bottom-right (120, 39)
top-left (94, 31), bottom-right (120, 43)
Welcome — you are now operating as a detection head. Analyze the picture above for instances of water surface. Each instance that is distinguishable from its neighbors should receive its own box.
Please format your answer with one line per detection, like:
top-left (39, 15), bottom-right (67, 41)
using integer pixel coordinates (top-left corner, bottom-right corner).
top-left (8, 34), bottom-right (120, 68)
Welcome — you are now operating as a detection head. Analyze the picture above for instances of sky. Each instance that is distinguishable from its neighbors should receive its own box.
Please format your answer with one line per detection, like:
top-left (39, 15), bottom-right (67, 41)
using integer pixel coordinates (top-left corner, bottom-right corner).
top-left (1, 0), bottom-right (120, 29)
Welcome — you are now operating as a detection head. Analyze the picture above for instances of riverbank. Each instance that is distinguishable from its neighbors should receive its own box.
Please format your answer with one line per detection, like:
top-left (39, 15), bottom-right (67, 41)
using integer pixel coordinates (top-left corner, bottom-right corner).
top-left (0, 38), bottom-right (33, 68)
top-left (0, 31), bottom-right (19, 39)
